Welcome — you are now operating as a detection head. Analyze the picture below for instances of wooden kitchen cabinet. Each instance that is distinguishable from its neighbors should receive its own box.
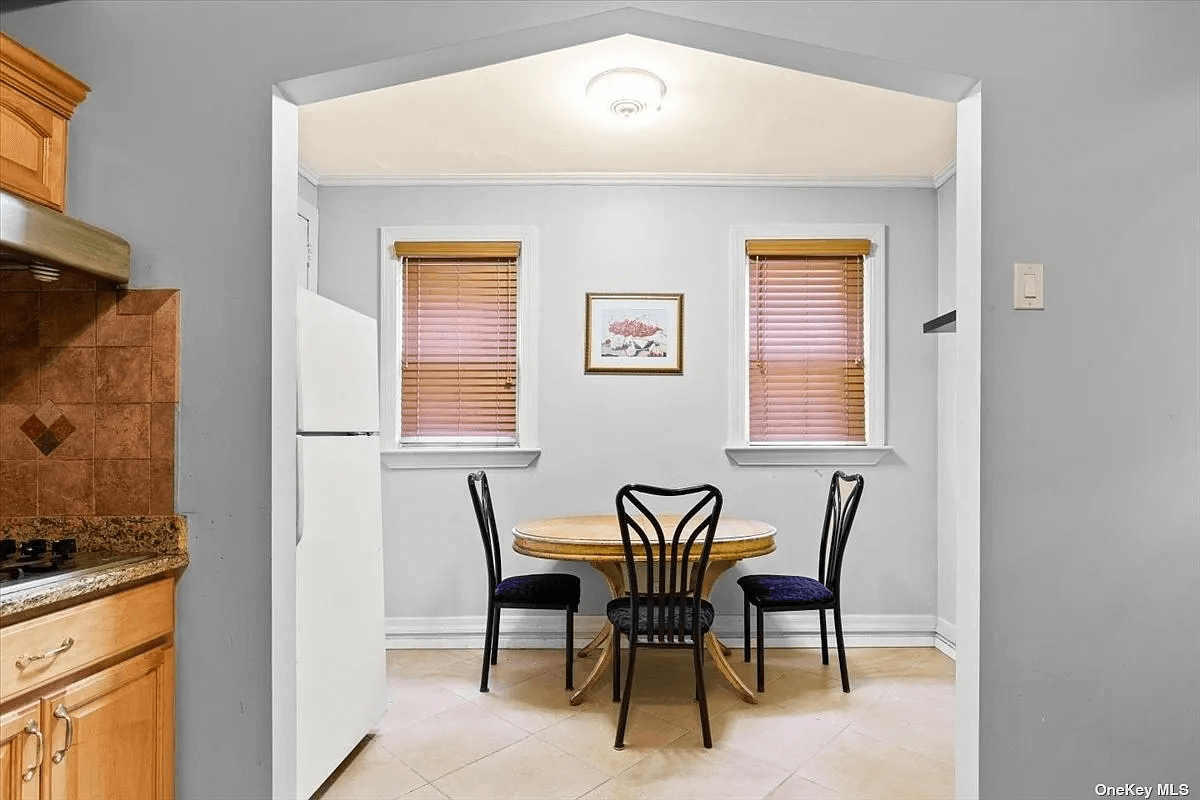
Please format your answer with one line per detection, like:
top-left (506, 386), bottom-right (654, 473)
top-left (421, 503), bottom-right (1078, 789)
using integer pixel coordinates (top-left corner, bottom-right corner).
top-left (0, 702), bottom-right (42, 800)
top-left (45, 646), bottom-right (173, 800)
top-left (0, 33), bottom-right (89, 212)
top-left (0, 578), bottom-right (176, 800)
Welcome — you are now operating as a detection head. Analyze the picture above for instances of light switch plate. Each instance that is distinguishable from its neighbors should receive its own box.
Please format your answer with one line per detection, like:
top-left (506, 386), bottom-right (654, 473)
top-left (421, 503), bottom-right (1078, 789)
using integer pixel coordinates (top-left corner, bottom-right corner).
top-left (1014, 262), bottom-right (1044, 309)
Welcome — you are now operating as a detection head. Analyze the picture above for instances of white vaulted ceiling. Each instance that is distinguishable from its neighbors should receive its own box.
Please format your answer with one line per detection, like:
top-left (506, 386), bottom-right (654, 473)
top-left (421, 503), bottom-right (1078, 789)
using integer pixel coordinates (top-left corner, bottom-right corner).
top-left (299, 35), bottom-right (955, 182)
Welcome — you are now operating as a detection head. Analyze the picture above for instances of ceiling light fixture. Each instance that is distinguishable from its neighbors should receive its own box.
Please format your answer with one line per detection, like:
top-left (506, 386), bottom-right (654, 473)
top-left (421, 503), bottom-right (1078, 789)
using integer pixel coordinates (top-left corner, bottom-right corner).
top-left (586, 68), bottom-right (666, 119)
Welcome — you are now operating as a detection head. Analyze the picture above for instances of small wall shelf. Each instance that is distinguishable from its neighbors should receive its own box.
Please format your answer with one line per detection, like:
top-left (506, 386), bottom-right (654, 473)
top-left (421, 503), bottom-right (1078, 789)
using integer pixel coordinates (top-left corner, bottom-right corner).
top-left (923, 309), bottom-right (956, 333)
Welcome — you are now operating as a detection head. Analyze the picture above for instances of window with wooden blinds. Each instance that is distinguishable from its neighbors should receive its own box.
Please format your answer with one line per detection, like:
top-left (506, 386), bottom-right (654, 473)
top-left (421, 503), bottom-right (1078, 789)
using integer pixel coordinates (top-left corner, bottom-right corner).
top-left (399, 242), bottom-right (518, 443)
top-left (747, 239), bottom-right (869, 444)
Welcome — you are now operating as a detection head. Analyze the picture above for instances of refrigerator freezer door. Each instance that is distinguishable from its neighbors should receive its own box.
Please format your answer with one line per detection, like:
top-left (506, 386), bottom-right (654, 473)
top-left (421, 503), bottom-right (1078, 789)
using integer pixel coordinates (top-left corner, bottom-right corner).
top-left (297, 287), bottom-right (380, 434)
top-left (296, 434), bottom-right (387, 798)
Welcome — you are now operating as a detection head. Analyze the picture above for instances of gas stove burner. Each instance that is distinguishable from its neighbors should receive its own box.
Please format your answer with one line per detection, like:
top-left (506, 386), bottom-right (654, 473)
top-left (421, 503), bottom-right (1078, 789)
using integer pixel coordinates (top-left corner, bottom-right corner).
top-left (0, 538), bottom-right (143, 594)
top-left (0, 537), bottom-right (78, 568)
top-left (20, 538), bottom-right (49, 559)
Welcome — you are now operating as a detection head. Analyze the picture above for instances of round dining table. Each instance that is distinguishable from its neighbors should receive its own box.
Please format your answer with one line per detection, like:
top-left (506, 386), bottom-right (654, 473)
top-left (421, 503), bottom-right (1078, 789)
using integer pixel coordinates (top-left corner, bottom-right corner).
top-left (512, 514), bottom-right (776, 705)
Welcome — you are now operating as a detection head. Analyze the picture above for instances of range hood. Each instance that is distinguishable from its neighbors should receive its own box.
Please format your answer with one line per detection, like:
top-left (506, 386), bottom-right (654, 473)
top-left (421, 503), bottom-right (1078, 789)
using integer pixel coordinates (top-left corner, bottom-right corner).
top-left (0, 189), bottom-right (130, 284)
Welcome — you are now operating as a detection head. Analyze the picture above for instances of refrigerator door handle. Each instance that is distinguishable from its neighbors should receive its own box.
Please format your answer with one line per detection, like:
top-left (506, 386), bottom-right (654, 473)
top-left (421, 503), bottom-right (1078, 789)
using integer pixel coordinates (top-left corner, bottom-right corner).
top-left (296, 438), bottom-right (305, 544)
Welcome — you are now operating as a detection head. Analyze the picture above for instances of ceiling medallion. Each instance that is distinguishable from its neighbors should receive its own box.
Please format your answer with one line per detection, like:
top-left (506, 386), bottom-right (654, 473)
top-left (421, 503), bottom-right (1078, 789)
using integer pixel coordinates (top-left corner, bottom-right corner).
top-left (586, 68), bottom-right (667, 119)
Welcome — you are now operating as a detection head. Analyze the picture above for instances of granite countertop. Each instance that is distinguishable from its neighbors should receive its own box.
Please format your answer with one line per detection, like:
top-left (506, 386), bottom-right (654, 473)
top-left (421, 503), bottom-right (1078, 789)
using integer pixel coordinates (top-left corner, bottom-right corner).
top-left (0, 516), bottom-right (188, 620)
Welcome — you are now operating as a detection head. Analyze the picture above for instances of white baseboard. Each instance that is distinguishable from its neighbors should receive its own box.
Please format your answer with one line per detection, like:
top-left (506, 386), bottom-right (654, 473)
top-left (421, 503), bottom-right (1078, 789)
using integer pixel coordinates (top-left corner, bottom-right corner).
top-left (385, 612), bottom-right (941, 650)
top-left (934, 617), bottom-right (957, 660)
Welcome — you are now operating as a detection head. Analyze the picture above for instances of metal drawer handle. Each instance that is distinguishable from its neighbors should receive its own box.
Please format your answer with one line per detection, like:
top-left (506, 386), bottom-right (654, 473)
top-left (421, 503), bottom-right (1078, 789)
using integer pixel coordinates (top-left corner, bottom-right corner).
top-left (52, 704), bottom-right (73, 764)
top-left (15, 637), bottom-right (74, 669)
top-left (21, 719), bottom-right (42, 782)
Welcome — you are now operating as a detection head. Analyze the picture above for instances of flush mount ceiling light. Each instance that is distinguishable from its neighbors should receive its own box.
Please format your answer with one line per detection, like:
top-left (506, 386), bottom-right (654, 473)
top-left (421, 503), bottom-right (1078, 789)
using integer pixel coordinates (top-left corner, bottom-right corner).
top-left (586, 68), bottom-right (666, 119)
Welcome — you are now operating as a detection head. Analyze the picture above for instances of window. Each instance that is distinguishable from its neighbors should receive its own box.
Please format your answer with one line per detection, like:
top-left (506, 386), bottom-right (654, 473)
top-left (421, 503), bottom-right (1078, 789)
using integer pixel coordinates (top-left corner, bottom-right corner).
top-left (380, 227), bottom-right (539, 469)
top-left (727, 225), bottom-right (890, 466)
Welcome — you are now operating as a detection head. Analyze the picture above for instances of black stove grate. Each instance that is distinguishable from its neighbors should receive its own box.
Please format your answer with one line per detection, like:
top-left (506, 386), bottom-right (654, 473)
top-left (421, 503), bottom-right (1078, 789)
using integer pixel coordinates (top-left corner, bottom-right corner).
top-left (0, 538), bottom-right (143, 594)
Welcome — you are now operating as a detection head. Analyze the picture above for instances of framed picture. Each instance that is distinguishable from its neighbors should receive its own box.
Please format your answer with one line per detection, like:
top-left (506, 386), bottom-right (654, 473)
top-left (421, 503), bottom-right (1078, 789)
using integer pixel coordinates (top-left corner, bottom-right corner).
top-left (585, 292), bottom-right (684, 374)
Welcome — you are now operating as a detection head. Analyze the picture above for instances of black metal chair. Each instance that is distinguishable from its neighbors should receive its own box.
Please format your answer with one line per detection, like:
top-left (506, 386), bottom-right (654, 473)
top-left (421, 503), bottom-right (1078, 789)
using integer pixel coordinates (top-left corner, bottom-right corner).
top-left (609, 483), bottom-right (723, 749)
top-left (468, 470), bottom-right (580, 693)
top-left (737, 471), bottom-right (865, 694)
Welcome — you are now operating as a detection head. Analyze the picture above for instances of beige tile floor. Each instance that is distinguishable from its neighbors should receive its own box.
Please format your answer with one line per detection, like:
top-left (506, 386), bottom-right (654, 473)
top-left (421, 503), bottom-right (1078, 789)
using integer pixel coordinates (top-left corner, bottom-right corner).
top-left (314, 645), bottom-right (954, 800)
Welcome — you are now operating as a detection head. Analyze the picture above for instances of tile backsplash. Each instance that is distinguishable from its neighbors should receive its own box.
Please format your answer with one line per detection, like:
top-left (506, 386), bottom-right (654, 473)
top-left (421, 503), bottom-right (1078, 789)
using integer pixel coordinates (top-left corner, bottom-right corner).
top-left (0, 270), bottom-right (179, 517)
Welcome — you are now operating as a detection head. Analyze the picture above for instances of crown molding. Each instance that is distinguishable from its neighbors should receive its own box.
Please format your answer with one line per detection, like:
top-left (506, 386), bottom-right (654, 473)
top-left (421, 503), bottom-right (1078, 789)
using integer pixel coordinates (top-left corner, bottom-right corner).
top-left (297, 161), bottom-right (321, 186)
top-left (313, 172), bottom-right (941, 189)
top-left (932, 159), bottom-right (957, 189)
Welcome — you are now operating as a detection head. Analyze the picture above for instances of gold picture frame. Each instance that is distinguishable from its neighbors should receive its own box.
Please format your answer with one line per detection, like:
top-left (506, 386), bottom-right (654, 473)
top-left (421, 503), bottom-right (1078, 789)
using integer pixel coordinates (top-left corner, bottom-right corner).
top-left (584, 292), bottom-right (684, 374)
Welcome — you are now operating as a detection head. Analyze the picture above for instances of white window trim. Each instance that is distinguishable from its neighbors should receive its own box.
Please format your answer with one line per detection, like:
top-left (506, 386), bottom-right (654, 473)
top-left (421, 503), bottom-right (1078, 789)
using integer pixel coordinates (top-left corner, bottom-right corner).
top-left (726, 223), bottom-right (891, 467)
top-left (378, 225), bottom-right (540, 470)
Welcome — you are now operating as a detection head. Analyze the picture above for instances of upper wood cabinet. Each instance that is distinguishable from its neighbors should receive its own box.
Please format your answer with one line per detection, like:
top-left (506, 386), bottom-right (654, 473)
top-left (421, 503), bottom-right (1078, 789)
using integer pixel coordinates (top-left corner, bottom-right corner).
top-left (0, 33), bottom-right (89, 212)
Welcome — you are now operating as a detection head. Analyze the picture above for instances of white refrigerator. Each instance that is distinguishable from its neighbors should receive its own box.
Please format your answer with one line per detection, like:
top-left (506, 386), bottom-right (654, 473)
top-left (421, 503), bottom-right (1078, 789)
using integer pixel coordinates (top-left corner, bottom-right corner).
top-left (295, 288), bottom-right (387, 799)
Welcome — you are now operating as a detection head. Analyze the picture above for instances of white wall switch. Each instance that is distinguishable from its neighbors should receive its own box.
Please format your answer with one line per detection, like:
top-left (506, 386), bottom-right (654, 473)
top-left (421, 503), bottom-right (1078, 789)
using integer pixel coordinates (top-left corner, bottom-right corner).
top-left (1014, 262), bottom-right (1044, 309)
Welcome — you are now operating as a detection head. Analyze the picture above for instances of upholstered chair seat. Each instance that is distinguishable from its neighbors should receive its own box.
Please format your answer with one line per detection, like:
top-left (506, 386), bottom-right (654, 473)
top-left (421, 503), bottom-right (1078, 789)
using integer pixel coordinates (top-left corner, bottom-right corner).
top-left (736, 575), bottom-right (834, 607)
top-left (495, 574), bottom-right (581, 606)
top-left (605, 596), bottom-right (715, 636)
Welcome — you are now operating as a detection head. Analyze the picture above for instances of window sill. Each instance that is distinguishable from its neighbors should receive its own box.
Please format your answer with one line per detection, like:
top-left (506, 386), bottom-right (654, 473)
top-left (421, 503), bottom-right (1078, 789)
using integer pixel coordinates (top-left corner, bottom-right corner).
top-left (724, 445), bottom-right (892, 467)
top-left (381, 448), bottom-right (541, 470)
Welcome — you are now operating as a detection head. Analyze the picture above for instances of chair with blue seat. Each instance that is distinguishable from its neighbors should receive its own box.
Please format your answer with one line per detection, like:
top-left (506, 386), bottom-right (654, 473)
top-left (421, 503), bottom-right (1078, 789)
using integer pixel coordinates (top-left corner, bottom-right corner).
top-left (737, 471), bottom-right (865, 694)
top-left (468, 470), bottom-right (580, 693)
top-left (609, 483), bottom-right (723, 749)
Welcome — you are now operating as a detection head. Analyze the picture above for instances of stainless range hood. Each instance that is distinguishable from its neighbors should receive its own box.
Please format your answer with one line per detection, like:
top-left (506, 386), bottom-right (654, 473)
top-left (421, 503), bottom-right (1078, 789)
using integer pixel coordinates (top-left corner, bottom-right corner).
top-left (0, 189), bottom-right (130, 284)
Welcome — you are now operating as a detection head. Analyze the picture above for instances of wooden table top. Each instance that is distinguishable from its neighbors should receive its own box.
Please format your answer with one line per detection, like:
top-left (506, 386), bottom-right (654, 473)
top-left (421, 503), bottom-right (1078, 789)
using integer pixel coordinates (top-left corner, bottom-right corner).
top-left (512, 514), bottom-right (776, 562)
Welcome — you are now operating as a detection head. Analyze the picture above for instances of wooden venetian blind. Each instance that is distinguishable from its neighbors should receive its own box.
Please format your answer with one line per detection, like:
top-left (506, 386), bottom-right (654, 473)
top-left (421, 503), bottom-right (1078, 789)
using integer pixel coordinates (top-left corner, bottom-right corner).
top-left (747, 239), bottom-right (870, 443)
top-left (397, 241), bottom-right (519, 442)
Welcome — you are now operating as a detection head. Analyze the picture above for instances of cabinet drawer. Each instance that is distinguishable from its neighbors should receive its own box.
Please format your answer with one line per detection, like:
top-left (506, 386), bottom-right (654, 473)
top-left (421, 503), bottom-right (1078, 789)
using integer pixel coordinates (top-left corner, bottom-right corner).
top-left (0, 579), bottom-right (174, 702)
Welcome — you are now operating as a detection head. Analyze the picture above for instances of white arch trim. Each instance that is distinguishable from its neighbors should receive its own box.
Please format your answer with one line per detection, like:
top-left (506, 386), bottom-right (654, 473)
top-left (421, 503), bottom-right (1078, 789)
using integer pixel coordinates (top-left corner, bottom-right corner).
top-left (271, 7), bottom-right (983, 798)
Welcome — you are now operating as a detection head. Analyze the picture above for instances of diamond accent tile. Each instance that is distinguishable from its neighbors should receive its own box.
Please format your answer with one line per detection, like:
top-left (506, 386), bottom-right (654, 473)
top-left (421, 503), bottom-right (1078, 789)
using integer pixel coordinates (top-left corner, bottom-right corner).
top-left (20, 401), bottom-right (75, 456)
top-left (33, 429), bottom-right (61, 456)
top-left (49, 415), bottom-right (76, 440)
top-left (34, 400), bottom-right (64, 425)
top-left (19, 415), bottom-right (46, 442)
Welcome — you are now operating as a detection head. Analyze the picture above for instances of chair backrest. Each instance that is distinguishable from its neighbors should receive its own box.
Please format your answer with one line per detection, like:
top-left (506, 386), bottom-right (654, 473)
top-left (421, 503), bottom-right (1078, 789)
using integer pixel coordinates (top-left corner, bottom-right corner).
top-left (816, 471), bottom-right (865, 597)
top-left (615, 483), bottom-right (723, 645)
top-left (468, 470), bottom-right (502, 592)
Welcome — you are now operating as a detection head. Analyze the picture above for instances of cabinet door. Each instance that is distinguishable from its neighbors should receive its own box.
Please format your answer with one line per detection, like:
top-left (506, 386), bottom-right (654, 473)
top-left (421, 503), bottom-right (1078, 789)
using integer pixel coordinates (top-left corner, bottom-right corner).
top-left (0, 84), bottom-right (67, 211)
top-left (46, 646), bottom-right (173, 800)
top-left (0, 702), bottom-right (43, 800)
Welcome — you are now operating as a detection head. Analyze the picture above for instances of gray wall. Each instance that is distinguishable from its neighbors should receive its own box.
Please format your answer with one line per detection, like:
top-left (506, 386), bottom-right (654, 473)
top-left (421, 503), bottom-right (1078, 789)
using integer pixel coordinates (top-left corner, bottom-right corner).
top-left (317, 184), bottom-right (938, 618)
top-left (1, 2), bottom-right (1195, 799)
top-left (935, 175), bottom-right (957, 629)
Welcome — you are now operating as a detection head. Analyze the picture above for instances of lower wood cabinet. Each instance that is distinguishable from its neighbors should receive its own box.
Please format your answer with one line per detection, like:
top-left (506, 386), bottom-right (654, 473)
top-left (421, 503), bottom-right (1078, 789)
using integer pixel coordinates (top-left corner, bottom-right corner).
top-left (0, 578), bottom-right (176, 800)
top-left (46, 645), bottom-right (173, 800)
top-left (0, 701), bottom-right (42, 800)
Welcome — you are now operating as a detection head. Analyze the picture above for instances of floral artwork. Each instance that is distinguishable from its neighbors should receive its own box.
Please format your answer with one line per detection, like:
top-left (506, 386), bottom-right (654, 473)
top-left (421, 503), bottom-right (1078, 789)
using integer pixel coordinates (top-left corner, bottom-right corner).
top-left (601, 312), bottom-right (669, 358)
top-left (585, 293), bottom-right (683, 374)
